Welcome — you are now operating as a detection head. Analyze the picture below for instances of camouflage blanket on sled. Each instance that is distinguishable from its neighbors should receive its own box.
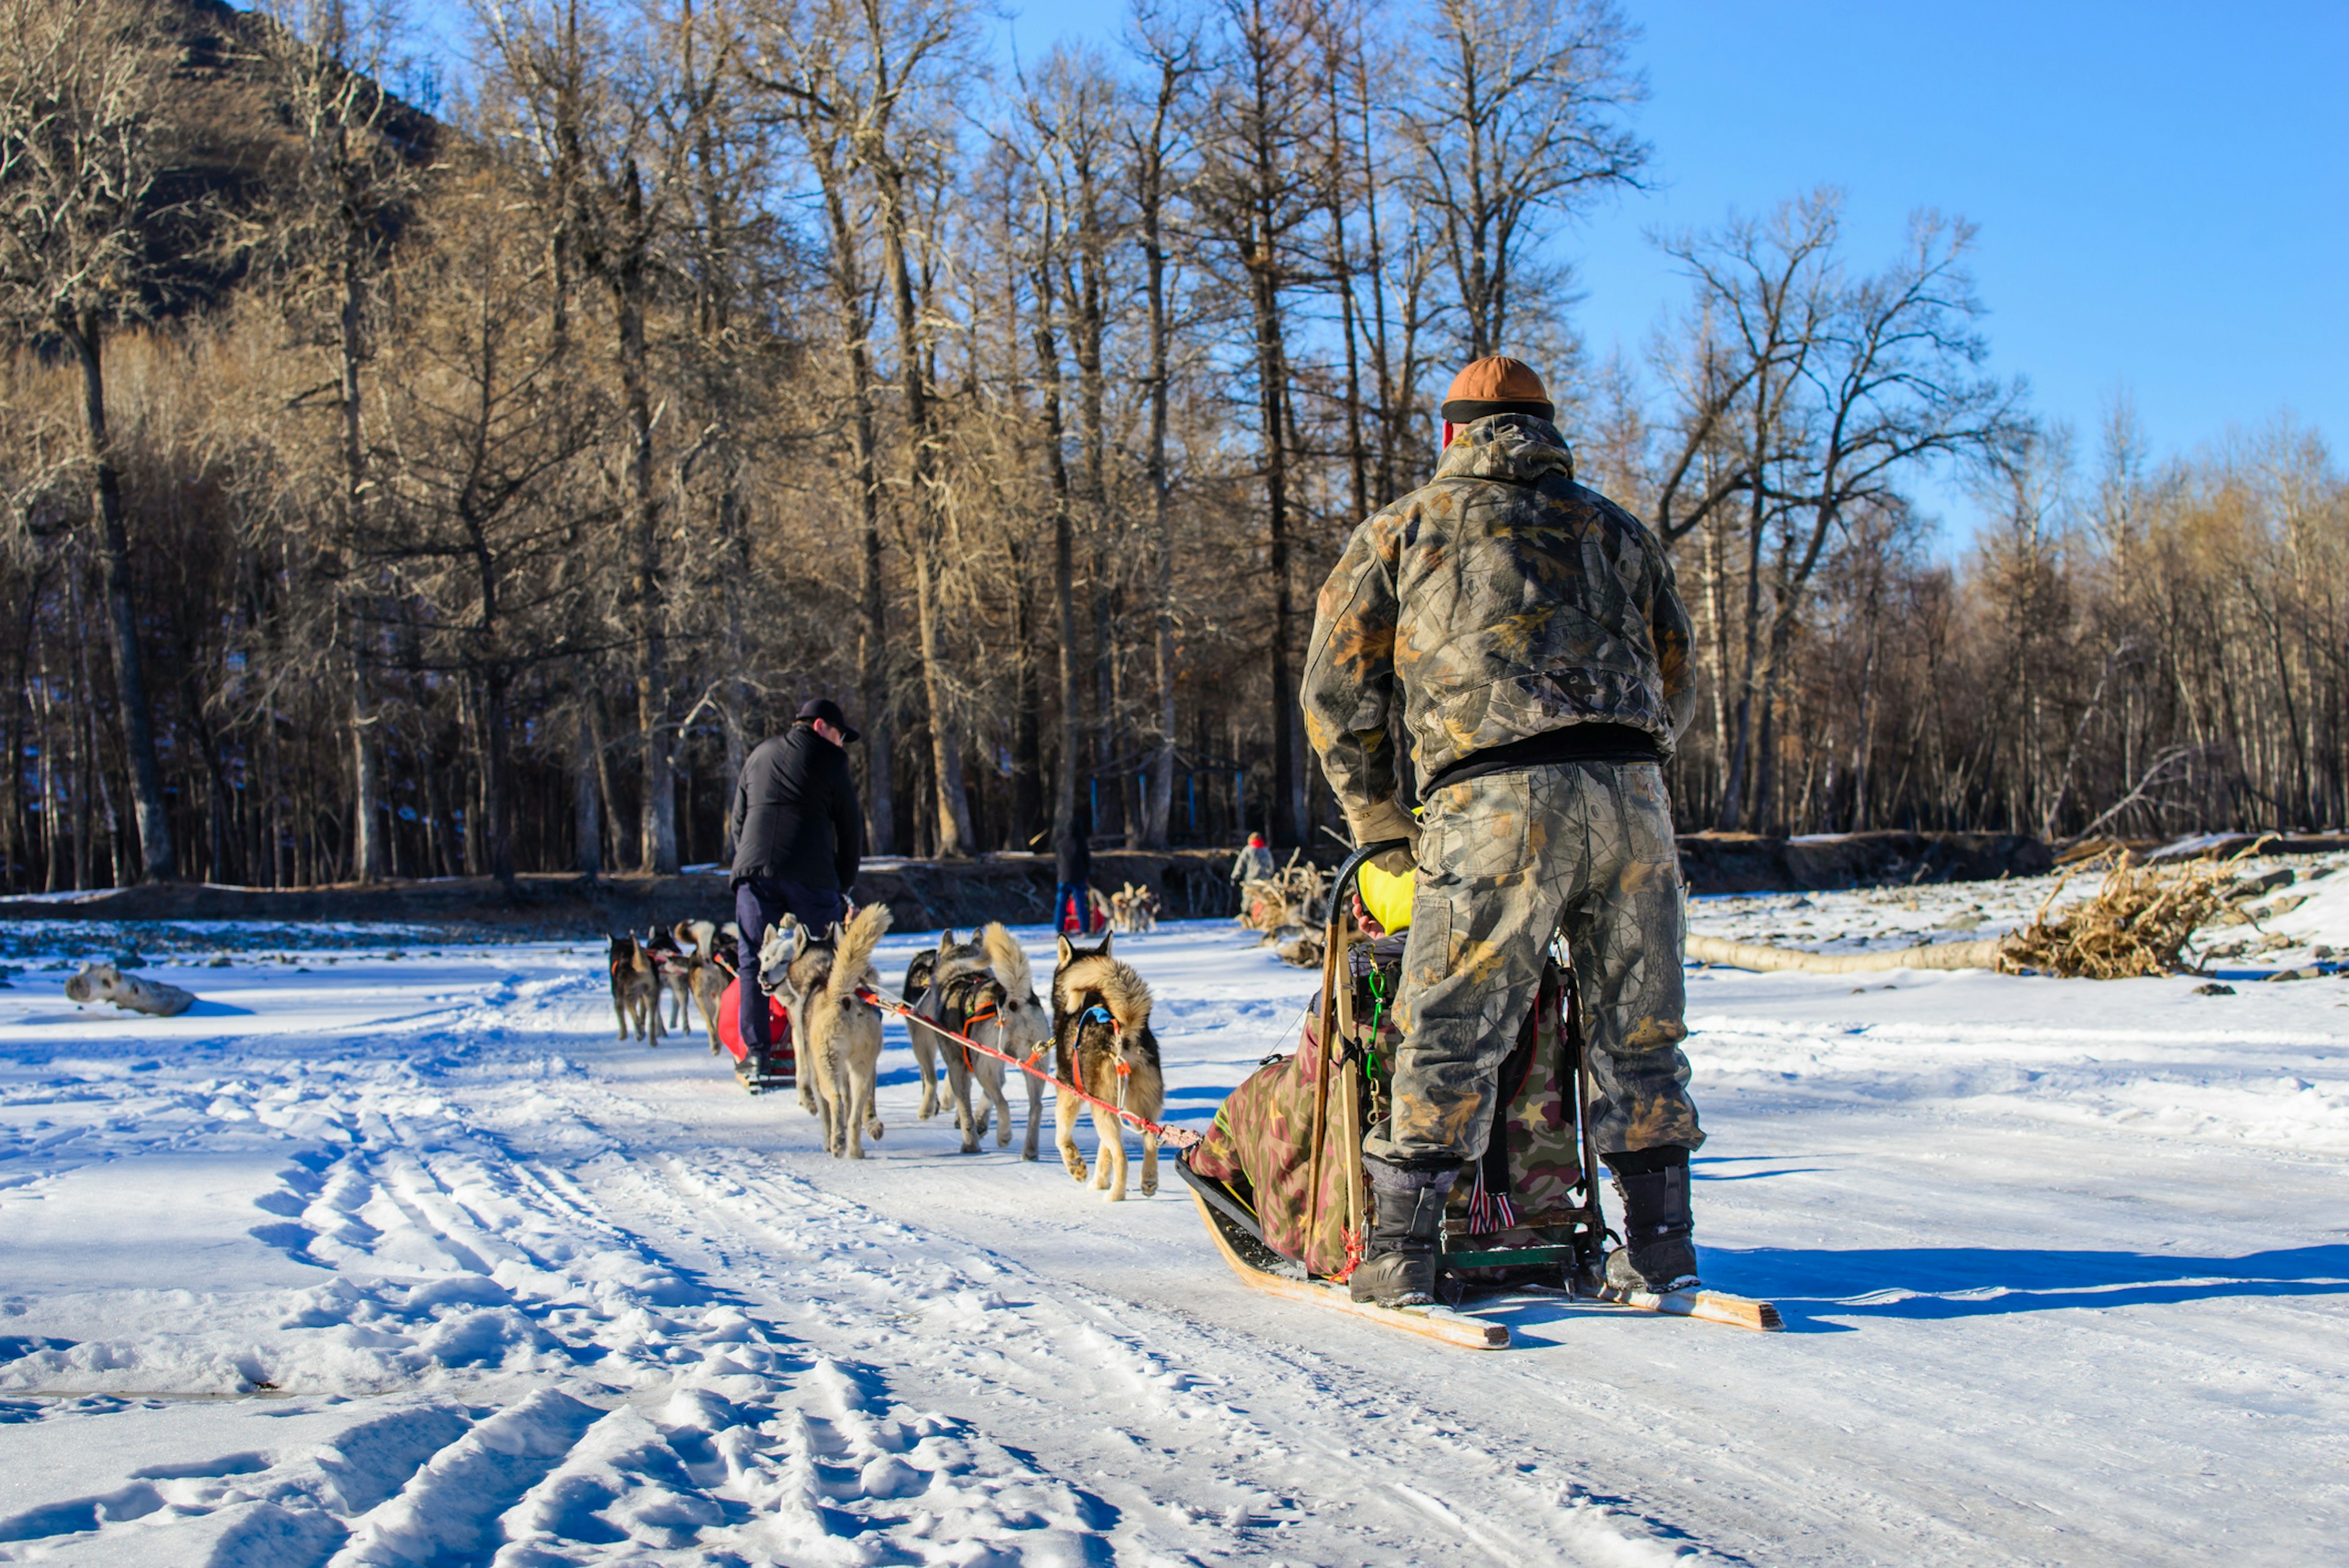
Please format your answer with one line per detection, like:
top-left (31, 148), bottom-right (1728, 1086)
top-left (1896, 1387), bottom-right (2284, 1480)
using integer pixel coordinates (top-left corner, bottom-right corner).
top-left (1189, 939), bottom-right (1587, 1279)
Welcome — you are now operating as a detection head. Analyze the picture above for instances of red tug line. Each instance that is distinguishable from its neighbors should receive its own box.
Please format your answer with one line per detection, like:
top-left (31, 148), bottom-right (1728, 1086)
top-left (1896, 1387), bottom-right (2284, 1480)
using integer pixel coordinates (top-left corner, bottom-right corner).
top-left (855, 984), bottom-right (1203, 1151)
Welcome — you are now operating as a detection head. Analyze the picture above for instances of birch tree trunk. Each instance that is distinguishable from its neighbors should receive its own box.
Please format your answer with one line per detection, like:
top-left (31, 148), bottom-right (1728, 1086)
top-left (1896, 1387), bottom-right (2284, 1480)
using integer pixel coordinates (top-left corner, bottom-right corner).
top-left (63, 314), bottom-right (173, 881)
top-left (1035, 238), bottom-right (1082, 868)
top-left (880, 211), bottom-right (973, 855)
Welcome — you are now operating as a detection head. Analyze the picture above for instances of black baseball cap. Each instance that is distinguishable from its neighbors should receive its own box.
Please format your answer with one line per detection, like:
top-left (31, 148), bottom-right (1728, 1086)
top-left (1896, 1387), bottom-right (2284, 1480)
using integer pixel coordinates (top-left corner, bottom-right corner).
top-left (795, 697), bottom-right (860, 742)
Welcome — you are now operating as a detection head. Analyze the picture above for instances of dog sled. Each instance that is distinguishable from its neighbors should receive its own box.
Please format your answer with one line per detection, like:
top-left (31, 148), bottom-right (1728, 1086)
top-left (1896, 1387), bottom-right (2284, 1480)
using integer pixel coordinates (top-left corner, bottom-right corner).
top-left (714, 974), bottom-right (796, 1094)
top-left (1176, 841), bottom-right (1779, 1349)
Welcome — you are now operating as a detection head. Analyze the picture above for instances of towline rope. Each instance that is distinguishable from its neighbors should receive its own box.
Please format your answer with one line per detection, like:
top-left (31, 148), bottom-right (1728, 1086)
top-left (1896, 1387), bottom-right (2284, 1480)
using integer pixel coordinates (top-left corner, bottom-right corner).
top-left (855, 983), bottom-right (1202, 1152)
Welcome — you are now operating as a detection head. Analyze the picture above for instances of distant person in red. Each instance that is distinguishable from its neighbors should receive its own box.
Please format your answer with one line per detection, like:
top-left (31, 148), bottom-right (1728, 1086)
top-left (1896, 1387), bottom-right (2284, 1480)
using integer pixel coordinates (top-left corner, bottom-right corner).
top-left (1230, 831), bottom-right (1275, 914)
top-left (729, 698), bottom-right (863, 1063)
top-left (1052, 800), bottom-right (1093, 935)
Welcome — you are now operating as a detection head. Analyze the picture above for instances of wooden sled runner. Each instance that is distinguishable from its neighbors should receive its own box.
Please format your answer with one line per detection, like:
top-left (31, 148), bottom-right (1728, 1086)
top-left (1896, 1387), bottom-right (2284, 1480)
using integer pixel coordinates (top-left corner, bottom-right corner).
top-left (1591, 1279), bottom-right (1783, 1331)
top-left (1181, 1159), bottom-right (1780, 1345)
top-left (1184, 1178), bottom-right (1508, 1350)
top-left (1182, 840), bottom-right (1780, 1348)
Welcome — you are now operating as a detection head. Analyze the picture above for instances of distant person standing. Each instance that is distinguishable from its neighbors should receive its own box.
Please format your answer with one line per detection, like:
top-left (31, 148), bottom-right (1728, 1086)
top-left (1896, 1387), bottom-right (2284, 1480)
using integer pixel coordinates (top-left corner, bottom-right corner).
top-left (1230, 831), bottom-right (1274, 913)
top-left (1053, 801), bottom-right (1093, 936)
top-left (730, 698), bottom-right (864, 1060)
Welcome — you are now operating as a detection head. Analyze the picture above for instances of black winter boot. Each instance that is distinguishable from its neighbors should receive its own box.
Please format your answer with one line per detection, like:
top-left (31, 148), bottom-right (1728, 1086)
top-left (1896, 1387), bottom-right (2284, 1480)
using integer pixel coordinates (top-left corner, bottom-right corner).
top-left (1604, 1150), bottom-right (1699, 1293)
top-left (1350, 1158), bottom-right (1457, 1306)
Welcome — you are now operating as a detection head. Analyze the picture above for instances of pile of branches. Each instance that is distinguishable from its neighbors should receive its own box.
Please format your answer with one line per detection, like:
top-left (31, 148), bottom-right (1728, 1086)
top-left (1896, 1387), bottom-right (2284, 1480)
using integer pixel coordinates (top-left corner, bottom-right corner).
top-left (1998, 845), bottom-right (2259, 978)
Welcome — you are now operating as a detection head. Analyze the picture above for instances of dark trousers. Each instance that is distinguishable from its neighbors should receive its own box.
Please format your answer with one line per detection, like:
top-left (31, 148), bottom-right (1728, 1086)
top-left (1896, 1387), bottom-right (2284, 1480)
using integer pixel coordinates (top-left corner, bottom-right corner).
top-left (1053, 882), bottom-right (1086, 935)
top-left (735, 876), bottom-right (845, 1050)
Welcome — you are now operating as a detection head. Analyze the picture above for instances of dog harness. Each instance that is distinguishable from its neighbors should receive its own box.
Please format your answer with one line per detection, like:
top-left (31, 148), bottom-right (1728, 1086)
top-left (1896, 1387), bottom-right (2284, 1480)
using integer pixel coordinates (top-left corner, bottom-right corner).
top-left (1077, 1002), bottom-right (1132, 1108)
top-left (940, 972), bottom-right (1008, 1075)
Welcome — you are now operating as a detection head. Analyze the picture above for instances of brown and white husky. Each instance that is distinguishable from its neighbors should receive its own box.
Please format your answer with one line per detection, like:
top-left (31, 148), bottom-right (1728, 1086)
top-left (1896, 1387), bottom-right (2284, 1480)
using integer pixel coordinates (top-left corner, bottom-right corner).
top-left (1049, 931), bottom-right (1164, 1200)
top-left (644, 924), bottom-right (695, 1033)
top-left (1109, 882), bottom-right (1160, 934)
top-left (760, 904), bottom-right (891, 1158)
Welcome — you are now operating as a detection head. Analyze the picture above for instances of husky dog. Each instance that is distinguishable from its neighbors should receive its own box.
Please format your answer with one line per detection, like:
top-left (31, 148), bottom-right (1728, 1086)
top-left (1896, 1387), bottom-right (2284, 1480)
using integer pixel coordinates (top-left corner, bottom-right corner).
top-left (675, 919), bottom-right (718, 961)
top-left (1110, 882), bottom-right (1160, 935)
top-left (762, 905), bottom-right (891, 1158)
top-left (1050, 931), bottom-right (1165, 1200)
top-left (903, 949), bottom-right (937, 1018)
top-left (642, 925), bottom-right (695, 1032)
top-left (609, 934), bottom-right (662, 1043)
top-left (752, 914), bottom-right (814, 1113)
top-left (924, 925), bottom-right (1052, 1158)
top-left (761, 915), bottom-right (815, 1112)
top-left (908, 929), bottom-right (994, 1123)
top-left (679, 921), bottom-right (739, 1053)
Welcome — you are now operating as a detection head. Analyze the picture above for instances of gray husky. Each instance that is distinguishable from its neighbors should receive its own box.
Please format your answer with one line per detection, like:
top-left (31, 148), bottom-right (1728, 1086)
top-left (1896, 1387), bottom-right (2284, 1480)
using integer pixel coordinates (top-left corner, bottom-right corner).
top-left (907, 928), bottom-right (995, 1123)
top-left (919, 925), bottom-right (1052, 1158)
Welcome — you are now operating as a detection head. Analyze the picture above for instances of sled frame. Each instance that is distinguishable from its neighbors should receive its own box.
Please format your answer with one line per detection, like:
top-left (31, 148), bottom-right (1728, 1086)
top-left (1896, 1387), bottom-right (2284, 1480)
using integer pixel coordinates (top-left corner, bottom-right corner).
top-left (1310, 841), bottom-right (1612, 1297)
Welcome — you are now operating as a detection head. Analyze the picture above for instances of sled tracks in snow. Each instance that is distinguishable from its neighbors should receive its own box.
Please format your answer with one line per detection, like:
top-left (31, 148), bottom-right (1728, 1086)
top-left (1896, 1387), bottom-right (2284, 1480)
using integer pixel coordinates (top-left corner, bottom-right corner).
top-left (0, 1071), bottom-right (1118, 1564)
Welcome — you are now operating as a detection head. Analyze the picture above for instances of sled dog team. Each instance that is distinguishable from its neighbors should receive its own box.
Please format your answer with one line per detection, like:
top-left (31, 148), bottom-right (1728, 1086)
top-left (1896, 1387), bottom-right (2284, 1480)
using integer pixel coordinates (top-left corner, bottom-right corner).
top-left (605, 920), bottom-right (740, 1049)
top-left (609, 914), bottom-right (1165, 1199)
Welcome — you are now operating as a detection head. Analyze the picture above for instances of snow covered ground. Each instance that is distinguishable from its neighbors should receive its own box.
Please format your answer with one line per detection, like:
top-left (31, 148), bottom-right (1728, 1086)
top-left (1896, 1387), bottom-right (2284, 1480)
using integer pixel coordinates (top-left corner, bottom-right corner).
top-left (0, 869), bottom-right (2343, 1566)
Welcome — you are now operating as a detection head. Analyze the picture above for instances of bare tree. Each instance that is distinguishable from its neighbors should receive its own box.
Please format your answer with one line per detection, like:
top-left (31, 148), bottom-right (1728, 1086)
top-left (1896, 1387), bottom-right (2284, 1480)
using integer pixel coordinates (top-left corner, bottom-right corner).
top-left (744, 0), bottom-right (900, 852)
top-left (373, 155), bottom-right (604, 886)
top-left (1124, 2), bottom-right (1201, 848)
top-left (1397, 0), bottom-right (1646, 360)
top-left (1189, 0), bottom-right (1328, 847)
top-left (0, 0), bottom-right (189, 881)
top-left (480, 0), bottom-right (698, 873)
top-left (1674, 194), bottom-right (2021, 829)
top-left (752, 0), bottom-right (979, 856)
top-left (1022, 44), bottom-right (1134, 858)
top-left (251, 0), bottom-right (433, 882)
top-left (666, 0), bottom-right (776, 860)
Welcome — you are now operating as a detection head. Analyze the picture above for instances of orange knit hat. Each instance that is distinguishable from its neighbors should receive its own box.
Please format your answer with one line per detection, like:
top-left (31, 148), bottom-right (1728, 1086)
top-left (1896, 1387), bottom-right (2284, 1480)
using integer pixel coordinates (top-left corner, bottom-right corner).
top-left (1439, 355), bottom-right (1553, 423)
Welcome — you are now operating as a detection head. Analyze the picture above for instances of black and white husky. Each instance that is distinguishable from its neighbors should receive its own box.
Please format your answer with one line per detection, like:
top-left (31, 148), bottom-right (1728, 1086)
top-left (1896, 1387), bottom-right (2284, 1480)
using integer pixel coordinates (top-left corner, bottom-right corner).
top-left (909, 926), bottom-right (1051, 1155)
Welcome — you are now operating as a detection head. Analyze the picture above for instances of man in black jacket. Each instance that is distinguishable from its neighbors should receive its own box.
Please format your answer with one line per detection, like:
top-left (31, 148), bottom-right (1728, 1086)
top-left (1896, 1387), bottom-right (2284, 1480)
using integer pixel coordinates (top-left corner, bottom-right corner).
top-left (730, 698), bottom-right (865, 1057)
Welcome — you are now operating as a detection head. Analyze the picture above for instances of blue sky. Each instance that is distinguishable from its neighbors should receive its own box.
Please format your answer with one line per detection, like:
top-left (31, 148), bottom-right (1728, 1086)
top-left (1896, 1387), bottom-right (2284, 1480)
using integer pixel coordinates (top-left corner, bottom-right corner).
top-left (412, 0), bottom-right (2347, 535)
top-left (1011, 0), bottom-right (2345, 535)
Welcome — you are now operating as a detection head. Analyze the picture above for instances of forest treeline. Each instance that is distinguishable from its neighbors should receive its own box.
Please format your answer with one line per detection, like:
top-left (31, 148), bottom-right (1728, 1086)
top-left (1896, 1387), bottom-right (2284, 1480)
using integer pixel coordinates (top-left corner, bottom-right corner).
top-left (3, 0), bottom-right (2345, 893)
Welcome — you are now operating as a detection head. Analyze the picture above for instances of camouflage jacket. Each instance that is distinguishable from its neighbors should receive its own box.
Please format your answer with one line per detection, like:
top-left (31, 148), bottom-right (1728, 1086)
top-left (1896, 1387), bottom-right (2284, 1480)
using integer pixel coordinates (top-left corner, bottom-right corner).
top-left (1301, 413), bottom-right (1695, 815)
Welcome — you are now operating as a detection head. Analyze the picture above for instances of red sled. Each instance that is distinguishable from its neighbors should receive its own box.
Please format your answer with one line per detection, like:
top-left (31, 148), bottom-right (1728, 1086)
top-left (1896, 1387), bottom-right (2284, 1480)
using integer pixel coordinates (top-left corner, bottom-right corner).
top-left (716, 975), bottom-right (795, 1094)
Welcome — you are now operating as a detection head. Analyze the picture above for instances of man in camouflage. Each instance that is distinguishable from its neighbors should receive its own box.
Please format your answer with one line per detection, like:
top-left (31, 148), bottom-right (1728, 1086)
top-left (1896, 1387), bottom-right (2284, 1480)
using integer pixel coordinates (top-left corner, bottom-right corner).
top-left (1300, 354), bottom-right (1707, 1307)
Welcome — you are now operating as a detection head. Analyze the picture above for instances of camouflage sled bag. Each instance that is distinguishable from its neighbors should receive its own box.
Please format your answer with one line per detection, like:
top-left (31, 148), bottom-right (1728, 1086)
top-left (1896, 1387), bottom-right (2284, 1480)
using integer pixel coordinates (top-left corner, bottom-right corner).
top-left (1189, 1003), bottom-right (1365, 1276)
top-left (1191, 942), bottom-right (1584, 1280)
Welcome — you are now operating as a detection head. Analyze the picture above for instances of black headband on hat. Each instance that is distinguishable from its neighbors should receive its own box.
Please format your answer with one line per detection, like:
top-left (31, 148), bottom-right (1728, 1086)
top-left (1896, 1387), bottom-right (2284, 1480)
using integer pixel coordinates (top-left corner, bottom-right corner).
top-left (1440, 396), bottom-right (1555, 424)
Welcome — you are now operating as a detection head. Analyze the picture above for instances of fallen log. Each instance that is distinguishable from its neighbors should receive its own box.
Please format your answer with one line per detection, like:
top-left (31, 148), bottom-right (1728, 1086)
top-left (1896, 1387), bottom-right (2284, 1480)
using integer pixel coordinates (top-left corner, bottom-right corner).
top-left (64, 963), bottom-right (196, 1017)
top-left (1685, 934), bottom-right (2008, 974)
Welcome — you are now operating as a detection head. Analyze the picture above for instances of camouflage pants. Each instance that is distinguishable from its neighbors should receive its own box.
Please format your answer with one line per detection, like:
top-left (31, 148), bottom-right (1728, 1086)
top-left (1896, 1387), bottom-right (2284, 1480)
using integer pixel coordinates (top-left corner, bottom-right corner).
top-left (1364, 760), bottom-right (1704, 1169)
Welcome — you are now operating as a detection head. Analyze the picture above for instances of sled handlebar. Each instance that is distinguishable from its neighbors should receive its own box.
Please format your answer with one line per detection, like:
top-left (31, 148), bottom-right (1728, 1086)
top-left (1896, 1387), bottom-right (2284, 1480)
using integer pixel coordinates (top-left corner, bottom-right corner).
top-left (1323, 839), bottom-right (1411, 948)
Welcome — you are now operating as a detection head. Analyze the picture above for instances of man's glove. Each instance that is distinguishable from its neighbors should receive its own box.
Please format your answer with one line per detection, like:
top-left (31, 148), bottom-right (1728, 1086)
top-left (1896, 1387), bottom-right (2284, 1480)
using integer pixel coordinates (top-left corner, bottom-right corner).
top-left (1345, 797), bottom-right (1420, 876)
